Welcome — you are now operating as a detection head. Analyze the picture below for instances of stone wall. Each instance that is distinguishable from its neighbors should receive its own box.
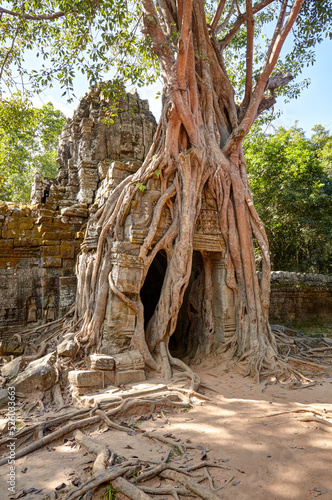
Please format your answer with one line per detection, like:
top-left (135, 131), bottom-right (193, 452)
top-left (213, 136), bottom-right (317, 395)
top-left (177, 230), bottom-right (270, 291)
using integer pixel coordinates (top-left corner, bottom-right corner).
top-left (0, 202), bottom-right (82, 339)
top-left (0, 88), bottom-right (156, 342)
top-left (268, 272), bottom-right (332, 323)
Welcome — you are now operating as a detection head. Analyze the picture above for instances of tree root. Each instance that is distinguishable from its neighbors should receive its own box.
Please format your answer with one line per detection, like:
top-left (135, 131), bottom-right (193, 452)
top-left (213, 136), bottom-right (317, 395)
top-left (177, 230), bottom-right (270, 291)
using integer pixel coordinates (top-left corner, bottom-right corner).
top-left (112, 476), bottom-right (153, 500)
top-left (260, 408), bottom-right (331, 419)
top-left (159, 469), bottom-right (221, 500)
top-left (138, 486), bottom-right (196, 496)
top-left (0, 393), bottom-right (190, 466)
top-left (74, 429), bottom-right (112, 476)
top-left (300, 416), bottom-right (332, 431)
top-left (167, 350), bottom-right (201, 391)
top-left (63, 462), bottom-right (139, 500)
top-left (141, 431), bottom-right (196, 453)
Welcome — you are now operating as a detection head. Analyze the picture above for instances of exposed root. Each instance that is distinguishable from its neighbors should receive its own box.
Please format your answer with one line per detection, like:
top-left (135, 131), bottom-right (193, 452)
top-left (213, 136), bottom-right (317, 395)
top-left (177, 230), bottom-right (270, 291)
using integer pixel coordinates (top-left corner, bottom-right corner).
top-left (63, 462), bottom-right (139, 500)
top-left (167, 349), bottom-right (201, 391)
top-left (300, 416), bottom-right (332, 432)
top-left (74, 429), bottom-right (112, 475)
top-left (112, 476), bottom-right (153, 499)
top-left (260, 408), bottom-right (331, 419)
top-left (138, 486), bottom-right (196, 496)
top-left (159, 469), bottom-right (221, 500)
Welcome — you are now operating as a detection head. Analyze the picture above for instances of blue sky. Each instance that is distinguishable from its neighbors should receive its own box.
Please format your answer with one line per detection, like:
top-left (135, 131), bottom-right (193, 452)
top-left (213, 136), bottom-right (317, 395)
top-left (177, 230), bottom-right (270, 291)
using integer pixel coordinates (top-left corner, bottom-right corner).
top-left (31, 38), bottom-right (332, 138)
top-left (274, 38), bottom-right (332, 135)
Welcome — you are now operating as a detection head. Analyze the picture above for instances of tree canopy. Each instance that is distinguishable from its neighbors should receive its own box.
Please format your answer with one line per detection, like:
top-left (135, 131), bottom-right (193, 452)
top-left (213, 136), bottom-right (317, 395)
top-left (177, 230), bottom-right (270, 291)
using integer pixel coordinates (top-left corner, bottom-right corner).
top-left (1, 1), bottom-right (331, 108)
top-left (0, 95), bottom-right (66, 202)
top-left (244, 124), bottom-right (332, 274)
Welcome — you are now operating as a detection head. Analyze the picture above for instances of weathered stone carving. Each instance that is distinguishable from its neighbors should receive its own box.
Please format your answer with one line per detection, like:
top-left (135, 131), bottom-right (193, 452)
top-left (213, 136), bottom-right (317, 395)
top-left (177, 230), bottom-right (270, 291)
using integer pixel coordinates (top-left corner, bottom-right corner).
top-left (26, 296), bottom-right (37, 323)
top-left (0, 88), bottom-right (156, 340)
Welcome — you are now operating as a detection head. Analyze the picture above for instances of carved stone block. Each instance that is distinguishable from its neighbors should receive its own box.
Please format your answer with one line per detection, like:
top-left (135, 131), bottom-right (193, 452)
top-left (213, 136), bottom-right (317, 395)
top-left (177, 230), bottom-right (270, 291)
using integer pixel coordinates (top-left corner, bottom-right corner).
top-left (115, 370), bottom-right (146, 385)
top-left (113, 350), bottom-right (145, 372)
top-left (90, 354), bottom-right (115, 371)
top-left (112, 265), bottom-right (143, 294)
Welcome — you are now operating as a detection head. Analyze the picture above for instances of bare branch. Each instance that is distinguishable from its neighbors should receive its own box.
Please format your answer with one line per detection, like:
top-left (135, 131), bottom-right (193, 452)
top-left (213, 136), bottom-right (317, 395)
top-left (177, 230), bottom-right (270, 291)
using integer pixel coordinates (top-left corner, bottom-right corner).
top-left (256, 95), bottom-right (276, 115)
top-left (220, 0), bottom-right (275, 49)
top-left (211, 0), bottom-right (227, 32)
top-left (243, 0), bottom-right (254, 108)
top-left (215, 0), bottom-right (236, 35)
top-left (156, 0), bottom-right (176, 37)
top-left (0, 7), bottom-right (67, 21)
top-left (260, 1), bottom-right (301, 77)
top-left (141, 0), bottom-right (174, 73)
top-left (261, 1), bottom-right (287, 73)
top-left (239, 0), bottom-right (304, 135)
top-left (0, 27), bottom-right (19, 82)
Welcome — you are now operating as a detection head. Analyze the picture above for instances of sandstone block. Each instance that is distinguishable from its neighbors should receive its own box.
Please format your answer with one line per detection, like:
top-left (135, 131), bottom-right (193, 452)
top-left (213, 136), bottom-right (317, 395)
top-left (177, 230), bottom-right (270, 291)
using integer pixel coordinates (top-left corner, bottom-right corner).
top-left (0, 418), bottom-right (9, 433)
top-left (14, 352), bottom-right (57, 394)
top-left (62, 258), bottom-right (76, 268)
top-left (69, 370), bottom-right (103, 387)
top-left (61, 205), bottom-right (88, 218)
top-left (113, 350), bottom-right (145, 372)
top-left (41, 245), bottom-right (61, 258)
top-left (0, 239), bottom-right (14, 250)
top-left (2, 229), bottom-right (18, 239)
top-left (13, 237), bottom-right (30, 247)
top-left (61, 241), bottom-right (75, 259)
top-left (18, 221), bottom-right (34, 230)
top-left (90, 354), bottom-right (115, 371)
top-left (43, 256), bottom-right (62, 268)
top-left (112, 265), bottom-right (142, 294)
top-left (0, 340), bottom-right (24, 356)
top-left (1, 356), bottom-right (23, 378)
top-left (114, 370), bottom-right (145, 386)
top-left (57, 339), bottom-right (78, 357)
top-left (68, 369), bottom-right (114, 393)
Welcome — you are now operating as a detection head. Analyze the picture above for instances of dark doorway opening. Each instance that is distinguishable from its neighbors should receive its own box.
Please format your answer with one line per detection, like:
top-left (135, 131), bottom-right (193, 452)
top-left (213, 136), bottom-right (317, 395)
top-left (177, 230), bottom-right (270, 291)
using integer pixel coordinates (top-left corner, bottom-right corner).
top-left (169, 251), bottom-right (204, 360)
top-left (140, 250), bottom-right (167, 328)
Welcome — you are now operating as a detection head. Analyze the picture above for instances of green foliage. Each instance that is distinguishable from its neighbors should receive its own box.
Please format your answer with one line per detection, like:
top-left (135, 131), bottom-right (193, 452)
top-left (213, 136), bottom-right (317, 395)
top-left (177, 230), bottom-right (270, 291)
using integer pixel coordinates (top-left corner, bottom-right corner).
top-left (136, 182), bottom-right (147, 192)
top-left (0, 1), bottom-right (330, 114)
top-left (0, 95), bottom-right (66, 202)
top-left (244, 124), bottom-right (332, 274)
top-left (100, 481), bottom-right (117, 500)
top-left (0, 1), bottom-right (158, 100)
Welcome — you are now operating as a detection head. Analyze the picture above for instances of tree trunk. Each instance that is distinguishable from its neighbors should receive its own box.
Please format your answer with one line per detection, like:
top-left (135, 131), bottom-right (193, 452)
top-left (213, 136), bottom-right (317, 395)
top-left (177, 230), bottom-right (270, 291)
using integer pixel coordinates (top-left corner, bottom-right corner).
top-left (73, 0), bottom-right (304, 380)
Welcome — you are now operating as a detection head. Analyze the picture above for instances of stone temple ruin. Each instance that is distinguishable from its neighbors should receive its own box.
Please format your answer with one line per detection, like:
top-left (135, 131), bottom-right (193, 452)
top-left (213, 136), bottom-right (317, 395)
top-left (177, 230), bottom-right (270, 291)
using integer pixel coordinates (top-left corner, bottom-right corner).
top-left (0, 88), bottom-right (331, 393)
top-left (0, 87), bottom-right (237, 360)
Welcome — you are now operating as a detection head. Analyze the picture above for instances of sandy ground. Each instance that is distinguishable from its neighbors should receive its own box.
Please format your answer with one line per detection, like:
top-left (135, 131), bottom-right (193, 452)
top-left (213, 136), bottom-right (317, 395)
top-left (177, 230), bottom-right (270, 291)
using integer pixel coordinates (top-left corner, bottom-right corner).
top-left (0, 362), bottom-right (331, 500)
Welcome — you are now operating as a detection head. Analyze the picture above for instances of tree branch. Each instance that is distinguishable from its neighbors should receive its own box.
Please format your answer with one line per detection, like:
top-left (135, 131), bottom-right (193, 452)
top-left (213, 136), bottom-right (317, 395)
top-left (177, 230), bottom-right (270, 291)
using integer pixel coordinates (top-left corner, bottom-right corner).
top-left (219, 0), bottom-right (275, 50)
top-left (141, 0), bottom-right (174, 74)
top-left (0, 7), bottom-right (67, 21)
top-left (243, 0), bottom-right (254, 108)
top-left (211, 0), bottom-right (227, 32)
top-left (215, 0), bottom-right (236, 35)
top-left (0, 27), bottom-right (19, 82)
top-left (177, 0), bottom-right (193, 88)
top-left (261, 0), bottom-right (287, 74)
top-left (156, 0), bottom-right (177, 37)
top-left (239, 0), bottom-right (304, 136)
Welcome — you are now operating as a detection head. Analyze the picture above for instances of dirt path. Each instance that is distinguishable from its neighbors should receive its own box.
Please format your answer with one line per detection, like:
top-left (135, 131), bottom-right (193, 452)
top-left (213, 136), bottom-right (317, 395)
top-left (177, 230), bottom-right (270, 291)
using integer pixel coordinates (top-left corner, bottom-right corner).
top-left (1, 363), bottom-right (331, 500)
